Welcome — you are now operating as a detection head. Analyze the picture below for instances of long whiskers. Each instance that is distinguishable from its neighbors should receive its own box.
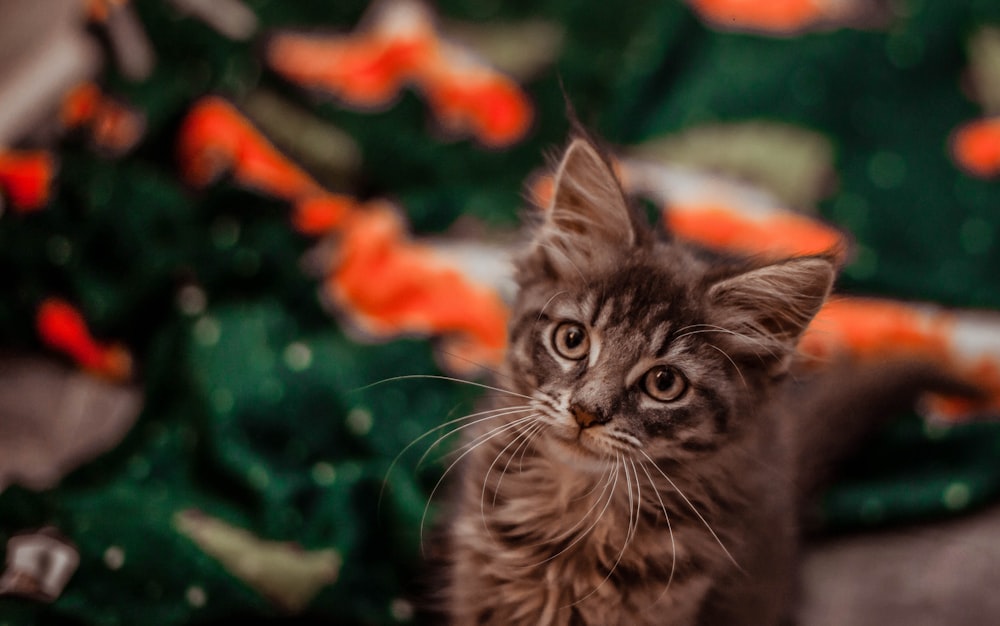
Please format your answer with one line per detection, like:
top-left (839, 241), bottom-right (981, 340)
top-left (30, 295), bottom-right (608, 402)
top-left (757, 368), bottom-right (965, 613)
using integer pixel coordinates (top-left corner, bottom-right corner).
top-left (480, 421), bottom-right (545, 538)
top-left (638, 459), bottom-right (677, 598)
top-left (638, 449), bottom-right (741, 571)
top-left (627, 457), bottom-right (642, 547)
top-left (707, 343), bottom-right (749, 392)
top-left (523, 459), bottom-right (620, 567)
top-left (357, 373), bottom-right (536, 401)
top-left (517, 456), bottom-right (617, 551)
top-left (569, 453), bottom-right (639, 607)
top-left (378, 403), bottom-right (535, 513)
top-left (491, 422), bottom-right (546, 509)
top-left (437, 349), bottom-right (527, 390)
top-left (673, 324), bottom-right (781, 362)
top-left (417, 406), bottom-right (536, 468)
top-left (420, 414), bottom-right (539, 553)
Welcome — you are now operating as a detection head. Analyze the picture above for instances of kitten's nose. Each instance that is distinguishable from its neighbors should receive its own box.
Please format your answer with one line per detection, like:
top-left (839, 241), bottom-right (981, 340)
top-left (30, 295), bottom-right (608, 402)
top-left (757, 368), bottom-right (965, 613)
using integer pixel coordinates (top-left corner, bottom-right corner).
top-left (571, 405), bottom-right (605, 429)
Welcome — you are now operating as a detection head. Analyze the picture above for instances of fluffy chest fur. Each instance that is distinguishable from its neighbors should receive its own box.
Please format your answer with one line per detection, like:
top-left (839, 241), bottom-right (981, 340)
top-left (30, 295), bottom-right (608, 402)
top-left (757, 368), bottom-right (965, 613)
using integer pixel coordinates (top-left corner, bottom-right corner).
top-left (446, 394), bottom-right (795, 626)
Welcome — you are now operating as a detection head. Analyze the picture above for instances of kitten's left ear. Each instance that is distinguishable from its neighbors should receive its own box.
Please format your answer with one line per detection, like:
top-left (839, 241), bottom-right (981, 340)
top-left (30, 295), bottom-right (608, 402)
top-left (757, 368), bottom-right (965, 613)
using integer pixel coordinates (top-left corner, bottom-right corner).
top-left (707, 256), bottom-right (835, 367)
top-left (531, 138), bottom-right (638, 277)
top-left (547, 138), bottom-right (635, 244)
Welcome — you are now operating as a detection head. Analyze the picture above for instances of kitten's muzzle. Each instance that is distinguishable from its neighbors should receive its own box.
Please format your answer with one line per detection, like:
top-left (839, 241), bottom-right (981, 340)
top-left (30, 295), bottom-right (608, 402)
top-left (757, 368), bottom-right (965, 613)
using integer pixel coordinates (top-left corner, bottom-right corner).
top-left (571, 404), bottom-right (609, 429)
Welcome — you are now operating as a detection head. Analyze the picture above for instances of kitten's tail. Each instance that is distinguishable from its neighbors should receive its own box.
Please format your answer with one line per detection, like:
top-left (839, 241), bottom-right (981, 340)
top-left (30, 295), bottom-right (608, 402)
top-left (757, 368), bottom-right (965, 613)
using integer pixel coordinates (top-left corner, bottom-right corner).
top-left (790, 357), bottom-right (983, 508)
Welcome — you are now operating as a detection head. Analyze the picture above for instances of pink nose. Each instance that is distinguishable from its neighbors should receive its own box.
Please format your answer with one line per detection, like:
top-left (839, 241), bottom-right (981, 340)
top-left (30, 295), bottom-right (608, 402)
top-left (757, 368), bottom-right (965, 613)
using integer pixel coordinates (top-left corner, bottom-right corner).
top-left (572, 406), bottom-right (600, 429)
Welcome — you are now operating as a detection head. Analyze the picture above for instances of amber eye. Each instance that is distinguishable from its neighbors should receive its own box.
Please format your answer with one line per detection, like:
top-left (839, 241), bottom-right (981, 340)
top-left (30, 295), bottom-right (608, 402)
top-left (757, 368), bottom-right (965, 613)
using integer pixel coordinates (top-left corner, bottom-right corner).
top-left (552, 322), bottom-right (590, 360)
top-left (642, 366), bottom-right (687, 402)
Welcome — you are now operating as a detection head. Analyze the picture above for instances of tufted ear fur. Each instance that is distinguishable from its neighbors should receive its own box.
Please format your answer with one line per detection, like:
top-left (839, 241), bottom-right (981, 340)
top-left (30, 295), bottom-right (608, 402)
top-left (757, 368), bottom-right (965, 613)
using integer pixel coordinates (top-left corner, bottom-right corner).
top-left (707, 256), bottom-right (835, 371)
top-left (528, 138), bottom-right (638, 280)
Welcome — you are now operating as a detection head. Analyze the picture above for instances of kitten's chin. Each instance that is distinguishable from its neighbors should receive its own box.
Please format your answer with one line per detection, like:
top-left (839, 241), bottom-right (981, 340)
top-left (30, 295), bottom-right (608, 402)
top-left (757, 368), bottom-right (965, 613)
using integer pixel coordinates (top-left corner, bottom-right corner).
top-left (542, 434), bottom-right (614, 473)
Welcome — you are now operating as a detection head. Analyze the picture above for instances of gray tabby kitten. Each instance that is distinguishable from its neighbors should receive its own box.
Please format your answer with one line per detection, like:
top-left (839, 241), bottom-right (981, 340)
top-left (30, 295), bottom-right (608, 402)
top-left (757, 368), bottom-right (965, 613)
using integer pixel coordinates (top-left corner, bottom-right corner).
top-left (438, 136), bottom-right (951, 625)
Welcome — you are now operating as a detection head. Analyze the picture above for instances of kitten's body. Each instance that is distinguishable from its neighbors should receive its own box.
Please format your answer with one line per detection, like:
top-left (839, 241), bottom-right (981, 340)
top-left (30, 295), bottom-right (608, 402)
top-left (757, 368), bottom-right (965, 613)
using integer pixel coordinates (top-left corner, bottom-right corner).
top-left (438, 137), bottom-right (956, 625)
top-left (446, 251), bottom-right (801, 625)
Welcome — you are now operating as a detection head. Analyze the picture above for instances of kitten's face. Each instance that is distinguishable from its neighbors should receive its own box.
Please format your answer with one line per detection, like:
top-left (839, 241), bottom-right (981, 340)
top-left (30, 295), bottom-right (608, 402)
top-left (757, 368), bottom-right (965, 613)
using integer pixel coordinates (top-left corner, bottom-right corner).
top-left (509, 264), bottom-right (741, 468)
top-left (506, 138), bottom-right (835, 470)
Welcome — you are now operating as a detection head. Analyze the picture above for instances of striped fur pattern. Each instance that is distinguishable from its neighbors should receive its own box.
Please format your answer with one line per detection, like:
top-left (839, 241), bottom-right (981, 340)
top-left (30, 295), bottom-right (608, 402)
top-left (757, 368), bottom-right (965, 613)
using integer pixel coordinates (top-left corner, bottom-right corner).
top-left (442, 138), bottom-right (836, 625)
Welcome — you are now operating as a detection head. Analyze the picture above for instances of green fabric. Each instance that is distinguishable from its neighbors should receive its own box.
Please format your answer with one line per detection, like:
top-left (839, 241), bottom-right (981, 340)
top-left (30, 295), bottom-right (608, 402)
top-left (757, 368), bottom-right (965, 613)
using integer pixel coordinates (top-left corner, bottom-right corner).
top-left (3, 0), bottom-right (1000, 623)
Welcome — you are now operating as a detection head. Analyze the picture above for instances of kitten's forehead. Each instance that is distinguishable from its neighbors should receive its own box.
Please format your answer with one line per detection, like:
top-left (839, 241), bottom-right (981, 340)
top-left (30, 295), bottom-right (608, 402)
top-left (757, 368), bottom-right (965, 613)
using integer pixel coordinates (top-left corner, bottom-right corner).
top-left (547, 291), bottom-right (597, 321)
top-left (547, 282), bottom-right (680, 352)
top-left (543, 260), bottom-right (689, 319)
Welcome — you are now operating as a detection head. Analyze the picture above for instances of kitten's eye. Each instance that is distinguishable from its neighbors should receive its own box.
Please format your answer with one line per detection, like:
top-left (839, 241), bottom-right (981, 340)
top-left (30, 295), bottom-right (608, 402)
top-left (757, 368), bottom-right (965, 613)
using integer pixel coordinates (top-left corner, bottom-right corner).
top-left (642, 366), bottom-right (687, 402)
top-left (552, 322), bottom-right (590, 360)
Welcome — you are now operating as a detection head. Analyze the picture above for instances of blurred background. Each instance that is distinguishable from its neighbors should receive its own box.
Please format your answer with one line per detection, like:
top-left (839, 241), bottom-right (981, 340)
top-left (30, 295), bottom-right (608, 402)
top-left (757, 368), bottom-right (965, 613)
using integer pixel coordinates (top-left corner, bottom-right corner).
top-left (2, 0), bottom-right (1000, 624)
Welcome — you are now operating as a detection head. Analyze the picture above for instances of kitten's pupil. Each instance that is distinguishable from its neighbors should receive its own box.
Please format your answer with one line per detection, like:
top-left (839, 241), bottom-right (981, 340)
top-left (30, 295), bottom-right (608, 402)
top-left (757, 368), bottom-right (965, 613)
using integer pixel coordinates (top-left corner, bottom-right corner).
top-left (565, 328), bottom-right (584, 348)
top-left (653, 369), bottom-right (672, 390)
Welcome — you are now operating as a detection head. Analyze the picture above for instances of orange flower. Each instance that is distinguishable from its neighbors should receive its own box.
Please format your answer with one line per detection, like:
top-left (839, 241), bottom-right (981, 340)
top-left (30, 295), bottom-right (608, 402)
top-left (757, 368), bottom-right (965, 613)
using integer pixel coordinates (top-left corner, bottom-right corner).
top-left (36, 299), bottom-right (132, 381)
top-left (0, 151), bottom-right (57, 213)
top-left (666, 202), bottom-right (845, 261)
top-left (292, 194), bottom-right (362, 235)
top-left (267, 29), bottom-right (435, 108)
top-left (951, 117), bottom-right (1000, 178)
top-left (802, 298), bottom-right (953, 363)
top-left (420, 61), bottom-right (533, 147)
top-left (266, 0), bottom-right (437, 108)
top-left (175, 92), bottom-right (510, 374)
top-left (265, 1), bottom-right (533, 146)
top-left (802, 298), bottom-right (1000, 420)
top-left (324, 205), bottom-right (508, 372)
top-left (85, 0), bottom-right (128, 23)
top-left (62, 82), bottom-right (146, 156)
top-left (177, 97), bottom-right (322, 200)
top-left (61, 83), bottom-right (102, 128)
top-left (689, 0), bottom-right (828, 33)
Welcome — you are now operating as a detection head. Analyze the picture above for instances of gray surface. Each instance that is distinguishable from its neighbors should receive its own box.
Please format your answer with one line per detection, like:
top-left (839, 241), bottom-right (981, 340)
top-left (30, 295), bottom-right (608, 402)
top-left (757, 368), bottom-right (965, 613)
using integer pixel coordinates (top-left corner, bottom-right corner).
top-left (800, 504), bottom-right (1000, 625)
top-left (0, 356), bottom-right (141, 492)
top-left (0, 0), bottom-right (100, 146)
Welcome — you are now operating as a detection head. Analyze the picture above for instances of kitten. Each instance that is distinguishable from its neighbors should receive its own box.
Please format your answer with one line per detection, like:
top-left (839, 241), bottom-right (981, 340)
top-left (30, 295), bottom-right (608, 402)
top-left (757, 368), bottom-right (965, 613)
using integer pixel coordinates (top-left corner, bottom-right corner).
top-left (436, 136), bottom-right (955, 625)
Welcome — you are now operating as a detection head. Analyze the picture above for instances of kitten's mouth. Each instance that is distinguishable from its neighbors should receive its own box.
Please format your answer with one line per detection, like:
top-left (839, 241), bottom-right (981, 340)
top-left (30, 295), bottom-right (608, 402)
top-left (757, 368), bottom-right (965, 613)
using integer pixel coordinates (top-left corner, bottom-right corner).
top-left (544, 428), bottom-right (617, 471)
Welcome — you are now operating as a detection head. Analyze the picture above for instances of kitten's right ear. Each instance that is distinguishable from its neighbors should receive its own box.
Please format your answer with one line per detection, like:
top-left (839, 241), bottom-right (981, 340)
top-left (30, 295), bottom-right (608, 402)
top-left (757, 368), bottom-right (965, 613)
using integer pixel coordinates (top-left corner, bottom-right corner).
top-left (707, 256), bottom-right (835, 371)
top-left (529, 138), bottom-right (637, 279)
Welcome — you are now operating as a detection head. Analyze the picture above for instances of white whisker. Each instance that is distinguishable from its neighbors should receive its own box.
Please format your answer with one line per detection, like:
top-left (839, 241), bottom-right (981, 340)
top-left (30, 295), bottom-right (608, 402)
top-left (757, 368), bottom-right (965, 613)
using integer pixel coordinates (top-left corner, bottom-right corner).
top-left (639, 460), bottom-right (677, 598)
top-left (437, 349), bottom-right (533, 390)
top-left (673, 324), bottom-right (782, 362)
top-left (420, 415), bottom-right (539, 553)
top-left (707, 343), bottom-right (749, 392)
top-left (526, 458), bottom-right (620, 568)
top-left (493, 422), bottom-right (546, 508)
top-left (532, 454), bottom-right (617, 548)
top-left (480, 419), bottom-right (539, 540)
top-left (517, 457), bottom-right (617, 551)
top-left (537, 290), bottom-right (570, 322)
top-left (378, 403), bottom-right (534, 514)
top-left (569, 453), bottom-right (636, 607)
top-left (356, 374), bottom-right (536, 401)
top-left (638, 449), bottom-right (742, 571)
top-left (569, 459), bottom-right (615, 502)
top-left (419, 406), bottom-right (537, 468)
top-left (628, 457), bottom-right (642, 546)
